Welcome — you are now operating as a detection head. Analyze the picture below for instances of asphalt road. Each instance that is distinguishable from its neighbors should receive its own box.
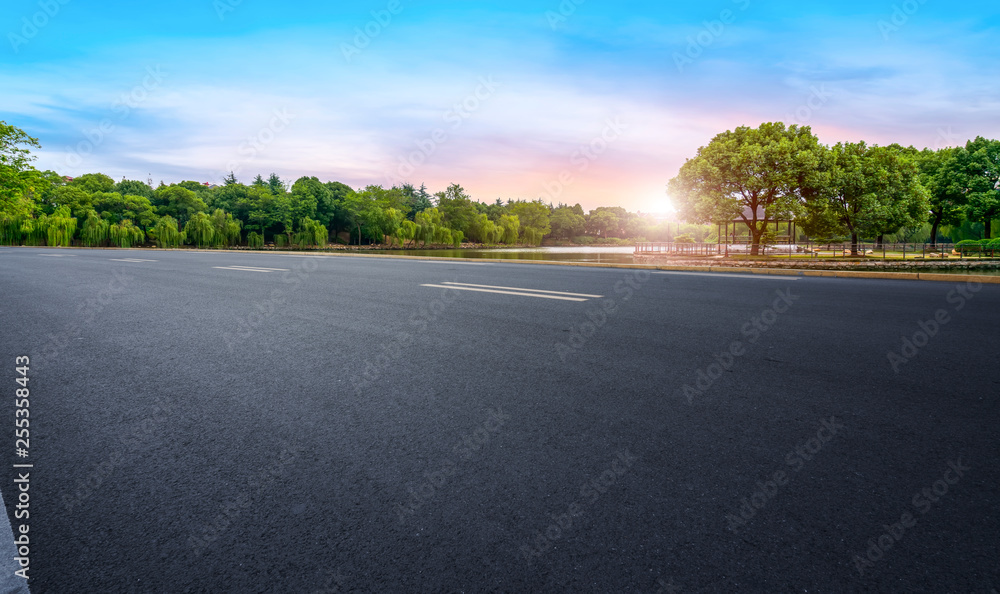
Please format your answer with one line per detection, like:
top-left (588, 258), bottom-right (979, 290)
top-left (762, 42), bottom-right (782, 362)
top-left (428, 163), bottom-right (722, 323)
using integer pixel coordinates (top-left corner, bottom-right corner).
top-left (1, 247), bottom-right (998, 593)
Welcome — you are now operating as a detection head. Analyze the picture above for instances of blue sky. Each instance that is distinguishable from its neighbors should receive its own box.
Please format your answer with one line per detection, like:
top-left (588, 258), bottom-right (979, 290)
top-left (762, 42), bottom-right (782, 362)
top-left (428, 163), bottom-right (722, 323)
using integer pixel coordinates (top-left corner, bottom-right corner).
top-left (2, 0), bottom-right (998, 212)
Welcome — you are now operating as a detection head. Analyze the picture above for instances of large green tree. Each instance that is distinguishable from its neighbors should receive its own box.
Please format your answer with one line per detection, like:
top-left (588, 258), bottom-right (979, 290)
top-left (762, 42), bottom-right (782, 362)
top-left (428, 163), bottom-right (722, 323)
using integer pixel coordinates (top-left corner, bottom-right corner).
top-left (804, 142), bottom-right (928, 253)
top-left (668, 122), bottom-right (826, 254)
top-left (509, 199), bottom-right (551, 243)
top-left (0, 121), bottom-right (42, 219)
top-left (152, 185), bottom-right (208, 227)
top-left (955, 137), bottom-right (1000, 238)
top-left (69, 173), bottom-right (115, 194)
top-left (917, 147), bottom-right (967, 247)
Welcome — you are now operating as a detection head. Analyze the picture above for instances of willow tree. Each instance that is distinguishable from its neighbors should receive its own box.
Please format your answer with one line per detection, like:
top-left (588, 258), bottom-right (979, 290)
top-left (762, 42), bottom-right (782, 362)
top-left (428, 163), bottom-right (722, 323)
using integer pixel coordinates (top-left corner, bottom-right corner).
top-left (415, 208), bottom-right (444, 247)
top-left (293, 217), bottom-right (327, 248)
top-left (153, 215), bottom-right (183, 248)
top-left (109, 219), bottom-right (145, 248)
top-left (498, 214), bottom-right (520, 244)
top-left (184, 211), bottom-right (215, 248)
top-left (0, 213), bottom-right (22, 245)
top-left (397, 219), bottom-right (417, 247)
top-left (247, 231), bottom-right (264, 249)
top-left (80, 211), bottom-right (110, 247)
top-left (668, 122), bottom-right (826, 255)
top-left (210, 209), bottom-right (242, 247)
top-left (43, 207), bottom-right (76, 247)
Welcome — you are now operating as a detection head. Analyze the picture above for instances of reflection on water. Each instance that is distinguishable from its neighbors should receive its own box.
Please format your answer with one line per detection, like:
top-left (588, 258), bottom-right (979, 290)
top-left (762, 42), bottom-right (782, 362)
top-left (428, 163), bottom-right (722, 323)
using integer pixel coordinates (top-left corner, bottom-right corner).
top-left (378, 246), bottom-right (638, 264)
top-left (370, 246), bottom-right (1000, 275)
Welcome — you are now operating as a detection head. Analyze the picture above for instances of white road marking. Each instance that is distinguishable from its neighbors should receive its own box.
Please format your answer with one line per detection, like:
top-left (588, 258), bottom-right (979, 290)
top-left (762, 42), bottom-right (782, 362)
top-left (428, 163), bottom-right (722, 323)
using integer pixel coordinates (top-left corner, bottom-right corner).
top-left (110, 258), bottom-right (157, 263)
top-left (440, 281), bottom-right (604, 298)
top-left (214, 265), bottom-right (290, 273)
top-left (421, 284), bottom-right (592, 302)
top-left (38, 253), bottom-right (74, 257)
top-left (652, 271), bottom-right (799, 281)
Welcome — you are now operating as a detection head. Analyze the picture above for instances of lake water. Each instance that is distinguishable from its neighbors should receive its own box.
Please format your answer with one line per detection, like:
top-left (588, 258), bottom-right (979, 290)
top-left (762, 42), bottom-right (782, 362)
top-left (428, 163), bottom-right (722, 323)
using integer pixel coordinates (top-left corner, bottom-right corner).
top-left (371, 245), bottom-right (1000, 275)
top-left (378, 246), bottom-right (638, 264)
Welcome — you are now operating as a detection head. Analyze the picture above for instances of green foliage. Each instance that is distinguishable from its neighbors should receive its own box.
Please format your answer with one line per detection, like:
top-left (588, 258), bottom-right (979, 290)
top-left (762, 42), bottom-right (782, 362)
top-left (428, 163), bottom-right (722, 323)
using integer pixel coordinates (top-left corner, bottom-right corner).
top-left (42, 206), bottom-right (76, 247)
top-left (80, 211), bottom-right (110, 247)
top-left (955, 239), bottom-right (982, 253)
top-left (68, 173), bottom-right (115, 194)
top-left (292, 217), bottom-right (327, 247)
top-left (550, 206), bottom-right (586, 239)
top-left (396, 219), bottom-right (417, 247)
top-left (498, 214), bottom-right (520, 244)
top-left (153, 185), bottom-right (208, 226)
top-left (247, 231), bottom-right (264, 249)
top-left (436, 183), bottom-right (478, 235)
top-left (183, 211), bottom-right (215, 248)
top-left (956, 137), bottom-right (1000, 238)
top-left (210, 209), bottom-right (241, 247)
top-left (115, 179), bottom-right (153, 198)
top-left (451, 229), bottom-right (464, 248)
top-left (109, 219), bottom-right (145, 248)
top-left (0, 121), bottom-right (43, 220)
top-left (275, 234), bottom-right (288, 248)
top-left (509, 200), bottom-right (551, 239)
top-left (668, 122), bottom-right (826, 254)
top-left (674, 234), bottom-right (695, 243)
top-left (153, 216), bottom-right (183, 248)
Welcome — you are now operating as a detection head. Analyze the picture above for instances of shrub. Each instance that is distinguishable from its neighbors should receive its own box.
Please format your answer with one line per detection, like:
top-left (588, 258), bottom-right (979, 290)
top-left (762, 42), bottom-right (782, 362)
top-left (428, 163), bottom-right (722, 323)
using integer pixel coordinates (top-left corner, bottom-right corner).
top-left (986, 238), bottom-right (1000, 256)
top-left (674, 234), bottom-right (695, 243)
top-left (955, 239), bottom-right (982, 254)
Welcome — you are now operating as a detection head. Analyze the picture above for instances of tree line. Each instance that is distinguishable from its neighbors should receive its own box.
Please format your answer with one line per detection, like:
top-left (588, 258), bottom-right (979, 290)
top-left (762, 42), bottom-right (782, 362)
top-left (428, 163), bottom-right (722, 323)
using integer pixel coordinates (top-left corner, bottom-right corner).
top-left (0, 121), bottom-right (685, 250)
top-left (668, 122), bottom-right (1000, 254)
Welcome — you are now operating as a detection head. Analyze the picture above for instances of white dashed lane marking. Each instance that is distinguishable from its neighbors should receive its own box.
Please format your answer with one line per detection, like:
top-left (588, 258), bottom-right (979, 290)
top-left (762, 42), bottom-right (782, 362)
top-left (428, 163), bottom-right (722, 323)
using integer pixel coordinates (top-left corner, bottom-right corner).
top-left (213, 265), bottom-right (290, 273)
top-left (421, 282), bottom-right (603, 302)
